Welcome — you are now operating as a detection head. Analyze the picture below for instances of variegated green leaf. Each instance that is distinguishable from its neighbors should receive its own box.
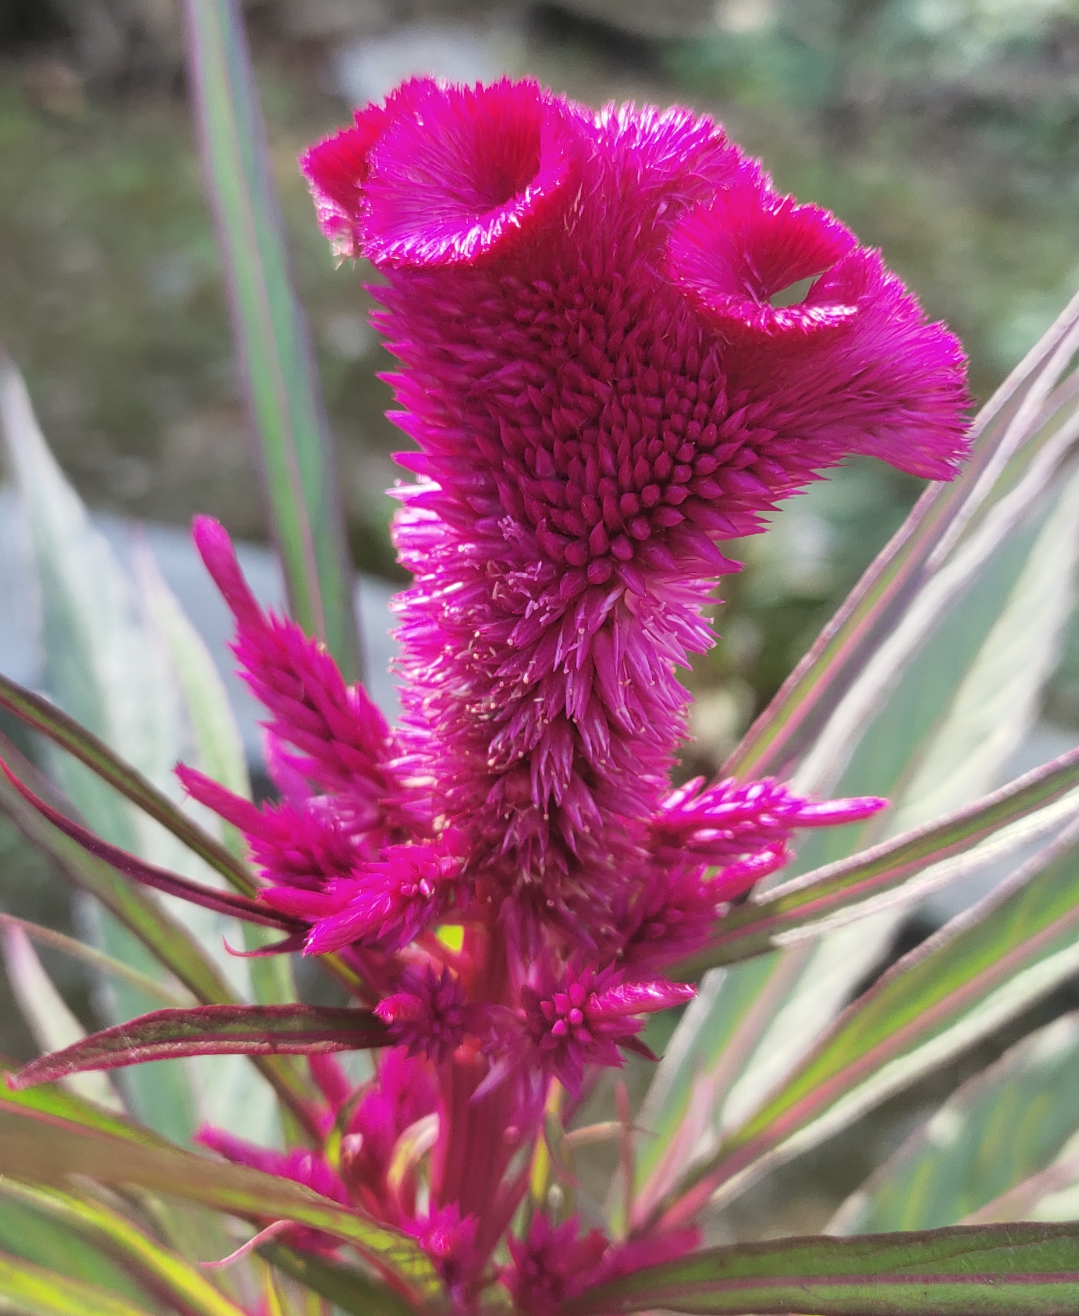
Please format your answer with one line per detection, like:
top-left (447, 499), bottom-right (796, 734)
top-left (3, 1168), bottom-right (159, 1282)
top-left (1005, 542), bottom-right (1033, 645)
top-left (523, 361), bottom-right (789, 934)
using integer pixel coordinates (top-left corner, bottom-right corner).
top-left (181, 0), bottom-right (360, 679)
top-left (830, 1010), bottom-right (1079, 1234)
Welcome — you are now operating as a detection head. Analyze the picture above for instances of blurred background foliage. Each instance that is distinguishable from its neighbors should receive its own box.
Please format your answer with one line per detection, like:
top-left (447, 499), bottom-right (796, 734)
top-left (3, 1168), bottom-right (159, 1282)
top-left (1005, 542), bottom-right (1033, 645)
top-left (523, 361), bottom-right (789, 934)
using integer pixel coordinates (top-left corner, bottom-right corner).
top-left (1, 0), bottom-right (1079, 762)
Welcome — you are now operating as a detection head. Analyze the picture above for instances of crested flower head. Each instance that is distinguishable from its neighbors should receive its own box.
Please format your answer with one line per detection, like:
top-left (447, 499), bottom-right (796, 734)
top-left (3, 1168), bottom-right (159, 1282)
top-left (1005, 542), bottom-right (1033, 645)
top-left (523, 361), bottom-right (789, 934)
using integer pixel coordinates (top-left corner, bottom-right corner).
top-left (302, 77), bottom-right (967, 950)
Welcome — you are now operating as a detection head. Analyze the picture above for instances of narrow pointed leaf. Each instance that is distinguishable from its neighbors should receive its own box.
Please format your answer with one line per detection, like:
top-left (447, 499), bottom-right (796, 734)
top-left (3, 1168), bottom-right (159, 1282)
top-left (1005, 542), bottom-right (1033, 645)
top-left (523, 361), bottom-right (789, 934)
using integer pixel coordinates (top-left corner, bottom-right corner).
top-left (0, 913), bottom-right (189, 1009)
top-left (0, 670), bottom-right (256, 897)
top-left (566, 1223), bottom-right (1079, 1316)
top-left (830, 1010), bottom-right (1079, 1234)
top-left (728, 289), bottom-right (1079, 783)
top-left (0, 1181), bottom-right (249, 1316)
top-left (660, 816), bottom-right (1079, 1228)
top-left (655, 451), bottom-right (1079, 1221)
top-left (0, 356), bottom-right (284, 1141)
top-left (790, 380), bottom-right (1079, 801)
top-left (260, 1243), bottom-right (417, 1316)
top-left (0, 1056), bottom-right (190, 1151)
top-left (677, 746), bottom-right (1079, 975)
top-left (0, 1197), bottom-right (151, 1308)
top-left (0, 759), bottom-right (297, 931)
top-left (0, 772), bottom-right (322, 1139)
top-left (1, 924), bottom-right (120, 1110)
top-left (0, 1102), bottom-right (438, 1301)
top-left (133, 541), bottom-right (251, 808)
top-left (0, 1250), bottom-right (159, 1316)
top-left (0, 769), bottom-right (236, 1008)
top-left (182, 0), bottom-right (360, 679)
top-left (134, 545), bottom-right (299, 1006)
top-left (629, 340), bottom-right (1079, 1234)
top-left (12, 1005), bottom-right (389, 1086)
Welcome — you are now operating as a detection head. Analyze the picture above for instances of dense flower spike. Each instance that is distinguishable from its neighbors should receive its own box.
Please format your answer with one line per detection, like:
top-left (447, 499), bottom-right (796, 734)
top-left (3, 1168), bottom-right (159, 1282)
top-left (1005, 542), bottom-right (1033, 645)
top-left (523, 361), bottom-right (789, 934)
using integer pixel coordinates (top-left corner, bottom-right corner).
top-left (149, 76), bottom-right (968, 1314)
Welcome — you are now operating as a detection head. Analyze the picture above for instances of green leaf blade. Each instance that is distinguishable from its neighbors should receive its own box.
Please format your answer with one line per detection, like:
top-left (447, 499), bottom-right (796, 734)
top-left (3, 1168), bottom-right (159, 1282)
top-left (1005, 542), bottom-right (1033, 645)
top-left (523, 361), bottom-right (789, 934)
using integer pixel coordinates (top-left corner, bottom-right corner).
top-left (0, 668), bottom-right (256, 899)
top-left (0, 1251), bottom-right (160, 1316)
top-left (678, 745), bottom-right (1079, 975)
top-left (831, 1009), bottom-right (1079, 1234)
top-left (567, 1224), bottom-right (1079, 1316)
top-left (181, 0), bottom-right (360, 679)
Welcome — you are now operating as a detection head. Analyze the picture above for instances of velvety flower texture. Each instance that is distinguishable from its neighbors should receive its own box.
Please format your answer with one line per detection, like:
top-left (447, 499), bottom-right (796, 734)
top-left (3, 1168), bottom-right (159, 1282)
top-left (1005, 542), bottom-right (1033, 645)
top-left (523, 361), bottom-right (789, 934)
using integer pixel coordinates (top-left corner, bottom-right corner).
top-left (178, 76), bottom-right (968, 1313)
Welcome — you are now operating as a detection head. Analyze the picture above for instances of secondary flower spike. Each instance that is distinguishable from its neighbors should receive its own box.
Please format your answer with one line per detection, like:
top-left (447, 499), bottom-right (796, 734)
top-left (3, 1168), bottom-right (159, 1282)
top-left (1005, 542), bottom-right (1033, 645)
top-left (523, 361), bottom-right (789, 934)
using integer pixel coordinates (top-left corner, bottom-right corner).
top-left (7, 76), bottom-right (969, 1316)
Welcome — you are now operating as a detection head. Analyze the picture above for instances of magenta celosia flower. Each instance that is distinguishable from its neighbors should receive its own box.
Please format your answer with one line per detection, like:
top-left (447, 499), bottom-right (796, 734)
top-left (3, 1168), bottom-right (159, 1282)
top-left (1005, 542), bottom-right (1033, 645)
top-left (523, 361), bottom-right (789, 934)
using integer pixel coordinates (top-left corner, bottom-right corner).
top-left (13, 75), bottom-right (965, 1314)
top-left (302, 75), bottom-right (966, 962)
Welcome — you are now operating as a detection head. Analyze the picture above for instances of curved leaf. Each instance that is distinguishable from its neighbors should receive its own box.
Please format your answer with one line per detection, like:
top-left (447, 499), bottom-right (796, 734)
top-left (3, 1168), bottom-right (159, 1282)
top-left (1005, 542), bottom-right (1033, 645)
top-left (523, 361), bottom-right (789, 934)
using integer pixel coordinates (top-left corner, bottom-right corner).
top-left (567, 1223), bottom-right (1079, 1316)
top-left (627, 398), bottom-right (1079, 1234)
top-left (658, 815), bottom-right (1079, 1229)
top-left (0, 913), bottom-right (189, 1009)
top-left (728, 288), bottom-right (1079, 784)
top-left (0, 1250), bottom-right (158, 1316)
top-left (0, 670), bottom-right (256, 898)
top-left (11, 1005), bottom-right (389, 1087)
top-left (133, 542), bottom-right (298, 1006)
top-left (1, 923), bottom-right (120, 1110)
top-left (830, 1010), bottom-right (1079, 1234)
top-left (0, 356), bottom-right (294, 1142)
top-left (0, 772), bottom-right (322, 1140)
top-left (182, 0), bottom-right (361, 679)
top-left (0, 759), bottom-right (297, 931)
top-left (260, 1243), bottom-right (416, 1316)
top-left (0, 1101), bottom-right (437, 1302)
top-left (677, 746), bottom-right (1079, 975)
top-left (0, 1181), bottom-right (248, 1316)
top-left (0, 1199), bottom-right (151, 1309)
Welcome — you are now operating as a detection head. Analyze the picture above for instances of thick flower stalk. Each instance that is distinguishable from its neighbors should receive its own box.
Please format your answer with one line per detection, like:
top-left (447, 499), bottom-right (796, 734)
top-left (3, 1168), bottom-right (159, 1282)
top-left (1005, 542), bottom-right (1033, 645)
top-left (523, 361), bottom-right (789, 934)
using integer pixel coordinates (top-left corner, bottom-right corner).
top-left (6, 77), bottom-right (968, 1315)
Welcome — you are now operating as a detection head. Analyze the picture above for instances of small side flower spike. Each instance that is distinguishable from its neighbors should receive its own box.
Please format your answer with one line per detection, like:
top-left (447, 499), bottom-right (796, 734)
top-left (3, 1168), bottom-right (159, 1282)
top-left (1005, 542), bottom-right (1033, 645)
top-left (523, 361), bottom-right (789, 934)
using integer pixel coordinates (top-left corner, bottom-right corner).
top-left (303, 837), bottom-right (469, 956)
top-left (519, 965), bottom-right (694, 1094)
top-left (376, 965), bottom-right (475, 1062)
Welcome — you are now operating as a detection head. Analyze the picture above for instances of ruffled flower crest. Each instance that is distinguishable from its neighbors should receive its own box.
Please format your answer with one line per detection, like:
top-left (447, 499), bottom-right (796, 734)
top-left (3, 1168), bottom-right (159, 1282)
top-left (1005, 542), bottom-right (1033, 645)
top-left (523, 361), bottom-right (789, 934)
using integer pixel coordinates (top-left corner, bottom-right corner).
top-left (302, 77), bottom-right (581, 267)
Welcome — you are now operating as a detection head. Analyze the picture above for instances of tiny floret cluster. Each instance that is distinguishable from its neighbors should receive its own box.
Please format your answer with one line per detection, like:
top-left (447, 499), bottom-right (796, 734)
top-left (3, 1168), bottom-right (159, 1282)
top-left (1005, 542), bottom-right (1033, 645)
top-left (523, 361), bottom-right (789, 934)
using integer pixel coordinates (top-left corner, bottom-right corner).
top-left (171, 76), bottom-right (966, 1312)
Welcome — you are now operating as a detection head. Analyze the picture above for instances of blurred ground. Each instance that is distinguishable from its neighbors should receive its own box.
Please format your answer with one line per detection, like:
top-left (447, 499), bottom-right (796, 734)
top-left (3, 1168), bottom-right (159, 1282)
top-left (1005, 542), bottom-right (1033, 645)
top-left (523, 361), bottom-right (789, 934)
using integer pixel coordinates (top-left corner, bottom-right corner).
top-left (2, 0), bottom-right (1079, 755)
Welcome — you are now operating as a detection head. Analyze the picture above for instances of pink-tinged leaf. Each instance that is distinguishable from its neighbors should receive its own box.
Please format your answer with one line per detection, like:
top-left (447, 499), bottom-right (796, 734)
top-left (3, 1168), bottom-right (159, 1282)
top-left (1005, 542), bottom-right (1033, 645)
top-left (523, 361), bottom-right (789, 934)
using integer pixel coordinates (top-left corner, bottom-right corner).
top-left (0, 913), bottom-right (189, 1008)
top-left (727, 288), bottom-right (1079, 785)
top-left (656, 815), bottom-right (1079, 1231)
top-left (0, 769), bottom-right (323, 1140)
top-left (10, 1005), bottom-right (390, 1088)
top-left (675, 744), bottom-right (1079, 976)
top-left (260, 1242), bottom-right (416, 1316)
top-left (0, 670), bottom-right (257, 897)
top-left (0, 1098), bottom-right (438, 1302)
top-left (565, 1222), bottom-right (1079, 1315)
top-left (0, 1178), bottom-right (250, 1316)
top-left (0, 759), bottom-right (298, 932)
